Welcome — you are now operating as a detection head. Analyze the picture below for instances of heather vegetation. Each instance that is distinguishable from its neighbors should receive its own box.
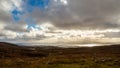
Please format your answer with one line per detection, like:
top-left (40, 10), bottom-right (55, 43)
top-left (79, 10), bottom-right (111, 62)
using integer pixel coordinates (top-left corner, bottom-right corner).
top-left (0, 42), bottom-right (120, 68)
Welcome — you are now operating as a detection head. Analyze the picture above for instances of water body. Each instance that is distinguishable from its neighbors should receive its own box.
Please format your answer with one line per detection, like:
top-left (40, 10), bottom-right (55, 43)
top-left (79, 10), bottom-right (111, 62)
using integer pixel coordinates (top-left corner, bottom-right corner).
top-left (18, 43), bottom-right (111, 48)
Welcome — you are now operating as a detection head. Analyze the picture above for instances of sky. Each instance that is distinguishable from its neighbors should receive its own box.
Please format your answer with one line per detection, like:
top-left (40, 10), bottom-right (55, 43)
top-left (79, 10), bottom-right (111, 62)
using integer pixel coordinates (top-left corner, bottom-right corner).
top-left (0, 0), bottom-right (120, 44)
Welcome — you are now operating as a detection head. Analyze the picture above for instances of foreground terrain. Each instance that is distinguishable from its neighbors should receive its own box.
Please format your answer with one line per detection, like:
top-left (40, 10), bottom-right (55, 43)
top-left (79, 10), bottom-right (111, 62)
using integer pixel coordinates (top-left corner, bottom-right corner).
top-left (0, 42), bottom-right (120, 68)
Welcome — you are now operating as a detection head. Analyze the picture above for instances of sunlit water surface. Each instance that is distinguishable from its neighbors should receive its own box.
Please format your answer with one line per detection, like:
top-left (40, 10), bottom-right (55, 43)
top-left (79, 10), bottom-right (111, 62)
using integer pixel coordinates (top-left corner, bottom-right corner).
top-left (19, 43), bottom-right (111, 48)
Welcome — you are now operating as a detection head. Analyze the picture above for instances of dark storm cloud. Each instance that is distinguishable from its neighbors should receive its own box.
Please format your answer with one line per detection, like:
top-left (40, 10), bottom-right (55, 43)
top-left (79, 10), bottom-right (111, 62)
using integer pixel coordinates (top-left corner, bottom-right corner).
top-left (23, 0), bottom-right (120, 29)
top-left (51, 0), bottom-right (120, 29)
top-left (3, 22), bottom-right (28, 32)
top-left (1, 0), bottom-right (120, 30)
top-left (0, 10), bottom-right (12, 22)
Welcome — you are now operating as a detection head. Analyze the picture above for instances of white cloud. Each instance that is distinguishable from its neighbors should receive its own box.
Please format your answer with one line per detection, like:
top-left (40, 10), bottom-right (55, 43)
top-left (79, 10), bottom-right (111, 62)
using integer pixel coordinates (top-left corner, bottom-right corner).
top-left (53, 0), bottom-right (68, 6)
top-left (0, 22), bottom-right (5, 30)
top-left (10, 0), bottom-right (22, 10)
top-left (60, 0), bottom-right (68, 5)
top-left (0, 20), bottom-right (120, 44)
top-left (1, 30), bottom-right (17, 39)
top-left (0, 0), bottom-right (13, 11)
top-left (0, 0), bottom-right (22, 13)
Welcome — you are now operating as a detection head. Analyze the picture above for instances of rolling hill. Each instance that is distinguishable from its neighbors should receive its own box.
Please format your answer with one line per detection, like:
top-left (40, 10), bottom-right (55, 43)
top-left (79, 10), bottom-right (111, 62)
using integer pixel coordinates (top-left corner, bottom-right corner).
top-left (0, 42), bottom-right (120, 68)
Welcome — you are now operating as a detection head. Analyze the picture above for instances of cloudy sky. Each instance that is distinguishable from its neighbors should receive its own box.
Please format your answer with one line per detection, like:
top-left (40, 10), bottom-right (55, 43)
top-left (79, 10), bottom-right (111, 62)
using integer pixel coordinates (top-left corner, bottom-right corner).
top-left (0, 0), bottom-right (120, 44)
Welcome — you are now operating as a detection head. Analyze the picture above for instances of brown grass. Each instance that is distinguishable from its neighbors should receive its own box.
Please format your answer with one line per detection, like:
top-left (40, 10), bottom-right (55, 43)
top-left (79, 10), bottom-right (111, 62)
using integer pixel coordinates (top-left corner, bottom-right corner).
top-left (0, 42), bottom-right (120, 68)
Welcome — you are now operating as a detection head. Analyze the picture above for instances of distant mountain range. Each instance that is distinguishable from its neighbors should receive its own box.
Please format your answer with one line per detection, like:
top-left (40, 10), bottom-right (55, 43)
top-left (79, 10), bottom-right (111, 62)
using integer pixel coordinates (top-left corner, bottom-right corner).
top-left (0, 42), bottom-right (120, 58)
top-left (0, 42), bottom-right (49, 58)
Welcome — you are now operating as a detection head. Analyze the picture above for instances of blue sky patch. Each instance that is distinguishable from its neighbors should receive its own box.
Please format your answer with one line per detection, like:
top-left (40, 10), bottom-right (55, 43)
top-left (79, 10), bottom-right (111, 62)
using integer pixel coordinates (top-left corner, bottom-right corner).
top-left (26, 0), bottom-right (49, 8)
top-left (25, 18), bottom-right (41, 30)
top-left (11, 8), bottom-right (24, 21)
top-left (11, 0), bottom-right (50, 30)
